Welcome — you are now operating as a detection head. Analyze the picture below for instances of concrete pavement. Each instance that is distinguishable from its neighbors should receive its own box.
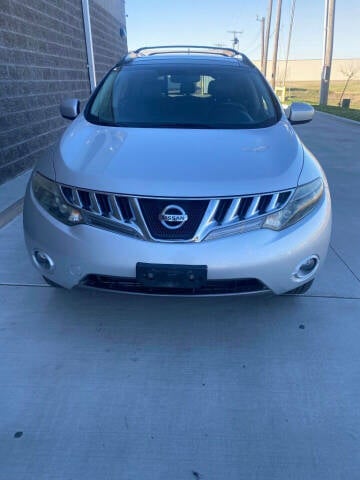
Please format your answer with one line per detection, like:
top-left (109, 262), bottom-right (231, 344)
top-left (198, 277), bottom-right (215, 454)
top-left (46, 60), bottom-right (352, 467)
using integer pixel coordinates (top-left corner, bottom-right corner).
top-left (0, 169), bottom-right (31, 212)
top-left (0, 170), bottom-right (31, 229)
top-left (0, 112), bottom-right (359, 479)
top-left (296, 111), bottom-right (360, 279)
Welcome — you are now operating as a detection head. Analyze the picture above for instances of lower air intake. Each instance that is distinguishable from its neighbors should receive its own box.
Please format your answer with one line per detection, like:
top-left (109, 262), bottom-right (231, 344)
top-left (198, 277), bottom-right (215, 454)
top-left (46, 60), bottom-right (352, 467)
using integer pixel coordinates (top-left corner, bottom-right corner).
top-left (80, 275), bottom-right (269, 295)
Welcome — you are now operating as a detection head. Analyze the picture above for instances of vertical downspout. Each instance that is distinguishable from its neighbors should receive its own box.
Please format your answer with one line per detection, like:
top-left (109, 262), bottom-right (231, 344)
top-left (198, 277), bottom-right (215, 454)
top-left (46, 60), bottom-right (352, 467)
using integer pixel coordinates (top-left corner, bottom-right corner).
top-left (81, 0), bottom-right (96, 93)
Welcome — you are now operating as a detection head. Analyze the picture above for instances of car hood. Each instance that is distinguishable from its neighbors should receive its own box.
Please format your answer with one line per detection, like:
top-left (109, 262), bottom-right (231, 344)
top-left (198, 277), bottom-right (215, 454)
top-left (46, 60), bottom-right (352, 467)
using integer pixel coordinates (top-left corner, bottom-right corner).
top-left (53, 115), bottom-right (303, 197)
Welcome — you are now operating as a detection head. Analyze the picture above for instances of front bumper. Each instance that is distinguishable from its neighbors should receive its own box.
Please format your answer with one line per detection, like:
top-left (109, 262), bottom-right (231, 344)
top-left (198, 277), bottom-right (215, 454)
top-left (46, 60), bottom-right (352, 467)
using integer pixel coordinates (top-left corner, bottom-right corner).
top-left (23, 184), bottom-right (331, 295)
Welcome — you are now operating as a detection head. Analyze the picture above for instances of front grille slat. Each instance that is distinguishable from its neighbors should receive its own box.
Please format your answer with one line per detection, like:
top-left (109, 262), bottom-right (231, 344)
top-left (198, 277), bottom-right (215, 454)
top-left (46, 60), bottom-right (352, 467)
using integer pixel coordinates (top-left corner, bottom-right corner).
top-left (108, 195), bottom-right (123, 221)
top-left (278, 191), bottom-right (292, 206)
top-left (95, 193), bottom-right (111, 216)
top-left (222, 198), bottom-right (241, 223)
top-left (89, 192), bottom-right (102, 214)
top-left (116, 197), bottom-right (134, 221)
top-left (78, 190), bottom-right (91, 210)
top-left (258, 194), bottom-right (273, 214)
top-left (60, 186), bottom-right (73, 204)
top-left (237, 197), bottom-right (253, 220)
top-left (266, 193), bottom-right (280, 212)
top-left (71, 188), bottom-right (82, 207)
top-left (245, 195), bottom-right (261, 219)
top-left (59, 184), bottom-right (294, 242)
top-left (214, 199), bottom-right (233, 223)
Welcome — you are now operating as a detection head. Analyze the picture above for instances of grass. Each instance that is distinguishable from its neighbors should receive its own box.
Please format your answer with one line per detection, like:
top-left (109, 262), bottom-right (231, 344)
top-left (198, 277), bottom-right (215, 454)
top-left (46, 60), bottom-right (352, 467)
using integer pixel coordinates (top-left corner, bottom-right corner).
top-left (280, 80), bottom-right (360, 122)
top-left (313, 105), bottom-right (360, 122)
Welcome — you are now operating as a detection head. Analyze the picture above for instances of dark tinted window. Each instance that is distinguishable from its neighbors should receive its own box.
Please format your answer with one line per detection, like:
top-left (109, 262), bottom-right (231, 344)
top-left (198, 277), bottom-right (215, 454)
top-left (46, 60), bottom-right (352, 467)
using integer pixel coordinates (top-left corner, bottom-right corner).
top-left (87, 64), bottom-right (279, 129)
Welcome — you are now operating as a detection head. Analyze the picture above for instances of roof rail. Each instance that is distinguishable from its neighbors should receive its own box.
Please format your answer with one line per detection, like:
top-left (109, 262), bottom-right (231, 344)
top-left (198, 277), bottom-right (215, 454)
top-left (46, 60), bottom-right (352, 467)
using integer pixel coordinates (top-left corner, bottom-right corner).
top-left (133, 45), bottom-right (241, 57)
top-left (119, 45), bottom-right (256, 68)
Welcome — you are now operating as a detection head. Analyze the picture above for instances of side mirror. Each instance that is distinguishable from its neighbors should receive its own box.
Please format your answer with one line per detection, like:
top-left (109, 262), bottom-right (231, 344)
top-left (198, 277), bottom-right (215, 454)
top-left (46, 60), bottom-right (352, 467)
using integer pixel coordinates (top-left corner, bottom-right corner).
top-left (60, 98), bottom-right (80, 120)
top-left (287, 102), bottom-right (314, 125)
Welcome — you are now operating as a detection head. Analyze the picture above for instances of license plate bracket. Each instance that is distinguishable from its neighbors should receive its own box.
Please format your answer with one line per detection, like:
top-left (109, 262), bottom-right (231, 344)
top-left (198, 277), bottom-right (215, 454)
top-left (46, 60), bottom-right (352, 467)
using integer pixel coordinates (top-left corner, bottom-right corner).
top-left (136, 263), bottom-right (208, 289)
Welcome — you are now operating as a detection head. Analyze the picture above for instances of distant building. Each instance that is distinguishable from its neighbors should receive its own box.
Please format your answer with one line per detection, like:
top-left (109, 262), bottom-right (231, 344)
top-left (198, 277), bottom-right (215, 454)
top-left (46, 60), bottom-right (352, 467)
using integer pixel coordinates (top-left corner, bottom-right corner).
top-left (0, 0), bottom-right (127, 184)
top-left (254, 58), bottom-right (360, 82)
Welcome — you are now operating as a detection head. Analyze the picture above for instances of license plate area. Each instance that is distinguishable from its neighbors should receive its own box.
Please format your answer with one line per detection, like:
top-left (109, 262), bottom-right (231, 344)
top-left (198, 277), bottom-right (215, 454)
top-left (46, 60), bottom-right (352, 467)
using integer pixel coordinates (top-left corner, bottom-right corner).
top-left (136, 263), bottom-right (208, 289)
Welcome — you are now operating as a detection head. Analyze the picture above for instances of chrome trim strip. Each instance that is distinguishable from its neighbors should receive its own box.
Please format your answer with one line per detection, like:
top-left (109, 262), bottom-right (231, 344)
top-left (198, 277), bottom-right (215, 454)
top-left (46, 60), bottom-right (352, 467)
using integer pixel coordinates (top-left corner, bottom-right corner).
top-left (89, 192), bottom-right (101, 214)
top-left (267, 193), bottom-right (280, 212)
top-left (222, 198), bottom-right (241, 223)
top-left (204, 216), bottom-right (265, 241)
top-left (193, 199), bottom-right (221, 242)
top-left (109, 195), bottom-right (123, 221)
top-left (128, 198), bottom-right (152, 240)
top-left (245, 195), bottom-right (261, 218)
top-left (58, 181), bottom-right (295, 200)
top-left (71, 188), bottom-right (82, 208)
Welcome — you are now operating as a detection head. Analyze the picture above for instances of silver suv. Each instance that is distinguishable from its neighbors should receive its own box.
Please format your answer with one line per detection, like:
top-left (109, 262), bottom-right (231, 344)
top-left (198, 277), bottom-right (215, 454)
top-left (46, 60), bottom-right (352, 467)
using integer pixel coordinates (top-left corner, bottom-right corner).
top-left (24, 46), bottom-right (331, 295)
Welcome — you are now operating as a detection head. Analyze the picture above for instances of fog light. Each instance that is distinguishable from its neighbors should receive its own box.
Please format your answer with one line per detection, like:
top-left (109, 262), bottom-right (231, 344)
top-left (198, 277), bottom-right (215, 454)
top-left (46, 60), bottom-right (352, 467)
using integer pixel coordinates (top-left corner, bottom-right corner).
top-left (294, 255), bottom-right (319, 279)
top-left (33, 250), bottom-right (54, 272)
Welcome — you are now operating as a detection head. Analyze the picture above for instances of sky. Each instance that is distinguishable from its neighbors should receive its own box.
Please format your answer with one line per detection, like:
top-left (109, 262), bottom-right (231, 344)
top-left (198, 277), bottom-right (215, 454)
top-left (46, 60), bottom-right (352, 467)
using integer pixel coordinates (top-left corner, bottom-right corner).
top-left (125, 0), bottom-right (360, 61)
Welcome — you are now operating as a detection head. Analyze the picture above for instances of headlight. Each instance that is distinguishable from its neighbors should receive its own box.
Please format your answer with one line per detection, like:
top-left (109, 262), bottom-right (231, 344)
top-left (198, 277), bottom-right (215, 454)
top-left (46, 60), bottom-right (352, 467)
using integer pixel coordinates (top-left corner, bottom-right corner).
top-left (263, 177), bottom-right (324, 230)
top-left (32, 172), bottom-right (83, 226)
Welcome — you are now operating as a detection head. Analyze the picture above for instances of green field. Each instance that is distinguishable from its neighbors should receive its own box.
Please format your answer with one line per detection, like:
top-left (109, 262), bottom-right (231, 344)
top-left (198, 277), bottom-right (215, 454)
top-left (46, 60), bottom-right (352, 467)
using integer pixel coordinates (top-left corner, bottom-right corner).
top-left (313, 104), bottom-right (360, 122)
top-left (282, 80), bottom-right (360, 121)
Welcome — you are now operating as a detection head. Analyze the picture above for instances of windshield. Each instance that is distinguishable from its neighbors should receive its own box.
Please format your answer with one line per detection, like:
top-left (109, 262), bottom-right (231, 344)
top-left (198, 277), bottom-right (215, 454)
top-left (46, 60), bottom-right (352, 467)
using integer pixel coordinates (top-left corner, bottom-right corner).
top-left (86, 64), bottom-right (280, 129)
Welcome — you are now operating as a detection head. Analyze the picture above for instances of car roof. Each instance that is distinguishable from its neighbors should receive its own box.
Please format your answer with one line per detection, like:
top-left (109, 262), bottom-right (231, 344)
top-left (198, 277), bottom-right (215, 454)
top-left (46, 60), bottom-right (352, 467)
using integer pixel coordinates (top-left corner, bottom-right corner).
top-left (117, 46), bottom-right (256, 69)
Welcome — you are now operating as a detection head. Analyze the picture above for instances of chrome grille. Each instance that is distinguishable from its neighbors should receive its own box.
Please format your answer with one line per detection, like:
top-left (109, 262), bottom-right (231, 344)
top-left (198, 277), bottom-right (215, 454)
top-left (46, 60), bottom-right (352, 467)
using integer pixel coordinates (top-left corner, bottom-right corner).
top-left (60, 186), bottom-right (143, 238)
top-left (59, 185), bottom-right (293, 242)
top-left (61, 187), bottom-right (134, 221)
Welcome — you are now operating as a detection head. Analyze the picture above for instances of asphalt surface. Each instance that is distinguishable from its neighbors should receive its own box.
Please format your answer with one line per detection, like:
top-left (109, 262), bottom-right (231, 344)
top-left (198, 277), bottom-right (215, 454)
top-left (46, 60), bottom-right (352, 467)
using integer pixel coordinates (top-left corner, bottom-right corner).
top-left (0, 112), bottom-right (359, 480)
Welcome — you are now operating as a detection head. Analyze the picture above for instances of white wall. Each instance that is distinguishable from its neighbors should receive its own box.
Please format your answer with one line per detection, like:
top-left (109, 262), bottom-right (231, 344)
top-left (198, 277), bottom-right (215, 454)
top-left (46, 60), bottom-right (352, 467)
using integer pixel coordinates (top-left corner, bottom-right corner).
top-left (253, 58), bottom-right (360, 82)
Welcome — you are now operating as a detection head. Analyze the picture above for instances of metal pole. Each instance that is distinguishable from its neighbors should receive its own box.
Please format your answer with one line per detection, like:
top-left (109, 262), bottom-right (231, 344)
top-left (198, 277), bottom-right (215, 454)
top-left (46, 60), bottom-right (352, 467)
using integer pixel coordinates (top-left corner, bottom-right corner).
top-left (283, 0), bottom-right (296, 86)
top-left (320, 0), bottom-right (336, 105)
top-left (271, 0), bottom-right (282, 88)
top-left (263, 0), bottom-right (273, 77)
top-left (81, 0), bottom-right (96, 92)
top-left (322, 0), bottom-right (329, 64)
top-left (257, 16), bottom-right (265, 73)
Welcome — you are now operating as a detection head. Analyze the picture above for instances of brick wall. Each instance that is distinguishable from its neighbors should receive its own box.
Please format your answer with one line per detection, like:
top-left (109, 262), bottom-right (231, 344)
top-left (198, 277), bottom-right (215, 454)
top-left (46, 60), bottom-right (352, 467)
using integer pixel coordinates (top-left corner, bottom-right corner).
top-left (0, 0), bottom-right (127, 185)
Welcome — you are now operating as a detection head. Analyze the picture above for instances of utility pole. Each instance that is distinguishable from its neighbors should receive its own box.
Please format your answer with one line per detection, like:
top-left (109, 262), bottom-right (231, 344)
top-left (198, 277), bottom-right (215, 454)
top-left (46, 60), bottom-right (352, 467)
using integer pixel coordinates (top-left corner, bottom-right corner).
top-left (263, 0), bottom-right (273, 77)
top-left (271, 0), bottom-right (282, 88)
top-left (320, 0), bottom-right (336, 105)
top-left (322, 0), bottom-right (329, 61)
top-left (227, 30), bottom-right (243, 50)
top-left (257, 16), bottom-right (265, 73)
top-left (283, 0), bottom-right (296, 86)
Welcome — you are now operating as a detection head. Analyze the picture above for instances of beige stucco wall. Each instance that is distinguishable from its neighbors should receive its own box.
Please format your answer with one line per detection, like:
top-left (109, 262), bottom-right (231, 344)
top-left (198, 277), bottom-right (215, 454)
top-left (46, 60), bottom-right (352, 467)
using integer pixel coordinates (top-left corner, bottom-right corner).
top-left (253, 58), bottom-right (360, 82)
